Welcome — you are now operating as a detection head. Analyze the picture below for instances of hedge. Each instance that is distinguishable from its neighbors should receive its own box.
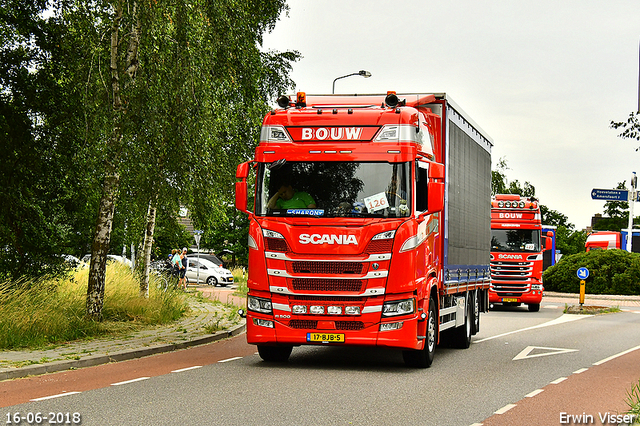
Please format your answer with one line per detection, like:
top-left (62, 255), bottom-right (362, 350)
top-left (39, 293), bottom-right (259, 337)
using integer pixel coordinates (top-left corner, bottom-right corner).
top-left (543, 249), bottom-right (640, 295)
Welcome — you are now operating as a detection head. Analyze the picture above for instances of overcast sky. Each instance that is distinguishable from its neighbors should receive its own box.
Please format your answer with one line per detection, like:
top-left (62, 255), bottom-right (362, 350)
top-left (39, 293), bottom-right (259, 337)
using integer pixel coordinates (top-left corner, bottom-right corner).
top-left (261, 0), bottom-right (640, 230)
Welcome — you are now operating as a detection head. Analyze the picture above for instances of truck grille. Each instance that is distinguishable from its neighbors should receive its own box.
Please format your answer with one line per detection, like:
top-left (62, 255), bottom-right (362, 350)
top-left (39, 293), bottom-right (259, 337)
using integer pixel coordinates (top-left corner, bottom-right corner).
top-left (490, 260), bottom-right (532, 282)
top-left (292, 279), bottom-right (364, 292)
top-left (287, 320), bottom-right (364, 330)
top-left (289, 296), bottom-right (365, 303)
top-left (289, 320), bottom-right (318, 329)
top-left (336, 321), bottom-right (365, 330)
top-left (490, 260), bottom-right (532, 294)
top-left (291, 261), bottom-right (364, 275)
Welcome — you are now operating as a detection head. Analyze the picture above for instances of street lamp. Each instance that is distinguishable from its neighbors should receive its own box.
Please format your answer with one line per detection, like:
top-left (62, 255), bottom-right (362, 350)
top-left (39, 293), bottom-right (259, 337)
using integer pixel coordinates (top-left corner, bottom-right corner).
top-left (332, 70), bottom-right (372, 94)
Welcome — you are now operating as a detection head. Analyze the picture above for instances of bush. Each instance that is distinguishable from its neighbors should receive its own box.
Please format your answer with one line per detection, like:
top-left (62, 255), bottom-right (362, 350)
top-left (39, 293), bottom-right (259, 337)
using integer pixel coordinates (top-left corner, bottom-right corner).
top-left (543, 250), bottom-right (640, 295)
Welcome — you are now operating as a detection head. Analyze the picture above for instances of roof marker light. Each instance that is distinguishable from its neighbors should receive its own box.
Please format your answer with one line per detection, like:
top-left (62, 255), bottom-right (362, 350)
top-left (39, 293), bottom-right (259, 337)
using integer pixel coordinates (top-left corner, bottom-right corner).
top-left (296, 92), bottom-right (306, 108)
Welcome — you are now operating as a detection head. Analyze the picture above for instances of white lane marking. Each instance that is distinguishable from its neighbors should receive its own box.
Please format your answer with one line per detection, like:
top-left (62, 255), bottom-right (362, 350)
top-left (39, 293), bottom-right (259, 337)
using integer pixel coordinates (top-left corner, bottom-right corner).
top-left (31, 391), bottom-right (81, 401)
top-left (573, 368), bottom-right (588, 374)
top-left (551, 377), bottom-right (567, 384)
top-left (172, 366), bottom-right (202, 373)
top-left (218, 356), bottom-right (243, 363)
top-left (475, 314), bottom-right (589, 343)
top-left (494, 404), bottom-right (517, 414)
top-left (593, 344), bottom-right (640, 366)
top-left (111, 377), bottom-right (150, 386)
top-left (525, 389), bottom-right (544, 398)
top-left (513, 346), bottom-right (579, 360)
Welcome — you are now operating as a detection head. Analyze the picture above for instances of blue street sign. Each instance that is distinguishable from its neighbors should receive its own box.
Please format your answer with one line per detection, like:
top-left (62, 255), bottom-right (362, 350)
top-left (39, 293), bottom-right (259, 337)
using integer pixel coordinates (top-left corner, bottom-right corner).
top-left (577, 267), bottom-right (589, 280)
top-left (591, 188), bottom-right (628, 201)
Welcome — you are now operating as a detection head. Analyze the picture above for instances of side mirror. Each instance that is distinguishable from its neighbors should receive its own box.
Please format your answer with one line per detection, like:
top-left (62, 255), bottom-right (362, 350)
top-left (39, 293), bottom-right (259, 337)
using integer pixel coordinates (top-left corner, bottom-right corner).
top-left (427, 182), bottom-right (444, 213)
top-left (235, 162), bottom-right (251, 214)
top-left (545, 231), bottom-right (554, 251)
top-left (237, 309), bottom-right (246, 318)
top-left (427, 162), bottom-right (445, 214)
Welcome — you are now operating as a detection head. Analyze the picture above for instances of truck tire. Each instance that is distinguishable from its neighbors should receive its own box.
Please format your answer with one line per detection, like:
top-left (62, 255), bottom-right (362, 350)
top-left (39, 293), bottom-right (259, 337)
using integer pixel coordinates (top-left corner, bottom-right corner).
top-left (451, 295), bottom-right (472, 349)
top-left (403, 298), bottom-right (437, 368)
top-left (528, 303), bottom-right (540, 312)
top-left (257, 345), bottom-right (293, 362)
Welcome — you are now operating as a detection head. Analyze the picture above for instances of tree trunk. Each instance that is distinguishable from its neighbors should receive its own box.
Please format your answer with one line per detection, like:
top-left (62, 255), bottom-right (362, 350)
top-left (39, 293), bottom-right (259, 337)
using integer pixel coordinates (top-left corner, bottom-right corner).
top-left (86, 171), bottom-right (120, 320)
top-left (140, 197), bottom-right (158, 298)
top-left (86, 2), bottom-right (125, 320)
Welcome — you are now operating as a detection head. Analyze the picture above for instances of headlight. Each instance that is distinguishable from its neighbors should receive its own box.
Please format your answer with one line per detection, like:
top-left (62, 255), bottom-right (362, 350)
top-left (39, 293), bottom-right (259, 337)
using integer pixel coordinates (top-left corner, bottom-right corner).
top-left (247, 296), bottom-right (272, 314)
top-left (372, 230), bottom-right (396, 240)
top-left (382, 298), bottom-right (415, 317)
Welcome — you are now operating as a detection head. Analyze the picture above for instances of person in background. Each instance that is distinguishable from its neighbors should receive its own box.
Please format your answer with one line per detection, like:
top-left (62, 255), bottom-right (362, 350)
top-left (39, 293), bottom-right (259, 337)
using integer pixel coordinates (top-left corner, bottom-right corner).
top-left (171, 249), bottom-right (180, 280)
top-left (179, 247), bottom-right (188, 290)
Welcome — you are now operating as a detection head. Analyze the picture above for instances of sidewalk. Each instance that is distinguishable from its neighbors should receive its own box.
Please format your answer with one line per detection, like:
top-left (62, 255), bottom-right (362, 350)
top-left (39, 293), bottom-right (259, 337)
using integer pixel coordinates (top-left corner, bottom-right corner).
top-left (0, 286), bottom-right (246, 382)
top-left (543, 291), bottom-right (640, 308)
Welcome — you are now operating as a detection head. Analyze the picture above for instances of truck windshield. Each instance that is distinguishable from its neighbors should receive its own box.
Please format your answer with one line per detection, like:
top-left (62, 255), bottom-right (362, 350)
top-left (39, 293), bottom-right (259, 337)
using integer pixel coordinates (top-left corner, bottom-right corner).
top-left (255, 161), bottom-right (411, 218)
top-left (491, 229), bottom-right (541, 253)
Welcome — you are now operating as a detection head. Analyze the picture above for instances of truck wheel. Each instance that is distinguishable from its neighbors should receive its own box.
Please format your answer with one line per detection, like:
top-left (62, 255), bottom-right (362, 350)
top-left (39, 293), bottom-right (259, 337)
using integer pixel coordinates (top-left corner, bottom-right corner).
top-left (451, 295), bottom-right (472, 349)
top-left (403, 298), bottom-right (437, 368)
top-left (257, 345), bottom-right (292, 362)
top-left (528, 303), bottom-right (540, 312)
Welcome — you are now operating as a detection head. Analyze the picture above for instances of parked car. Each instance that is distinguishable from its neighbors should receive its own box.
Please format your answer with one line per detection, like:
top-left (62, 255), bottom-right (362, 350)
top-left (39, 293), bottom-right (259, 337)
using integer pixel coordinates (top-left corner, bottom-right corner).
top-left (185, 257), bottom-right (234, 286)
top-left (80, 254), bottom-right (133, 267)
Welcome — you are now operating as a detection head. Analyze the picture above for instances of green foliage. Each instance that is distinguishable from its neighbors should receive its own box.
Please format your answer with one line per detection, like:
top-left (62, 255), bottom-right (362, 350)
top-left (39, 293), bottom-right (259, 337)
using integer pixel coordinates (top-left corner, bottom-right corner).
top-left (554, 225), bottom-right (587, 256)
top-left (0, 0), bottom-right (298, 288)
top-left (543, 250), bottom-right (640, 295)
top-left (611, 111), bottom-right (640, 147)
top-left (627, 379), bottom-right (640, 419)
top-left (492, 157), bottom-right (585, 256)
top-left (491, 157), bottom-right (535, 196)
top-left (0, 263), bottom-right (188, 349)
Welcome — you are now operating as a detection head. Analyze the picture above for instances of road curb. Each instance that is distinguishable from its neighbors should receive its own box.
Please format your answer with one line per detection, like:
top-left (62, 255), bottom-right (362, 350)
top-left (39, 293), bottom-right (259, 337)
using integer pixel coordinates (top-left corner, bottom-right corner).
top-left (0, 323), bottom-right (246, 382)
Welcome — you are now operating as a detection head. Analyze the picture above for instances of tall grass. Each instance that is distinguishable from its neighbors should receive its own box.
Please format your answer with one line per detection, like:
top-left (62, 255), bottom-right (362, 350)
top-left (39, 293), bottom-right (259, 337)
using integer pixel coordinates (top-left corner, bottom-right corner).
top-left (0, 263), bottom-right (188, 350)
top-left (627, 379), bottom-right (640, 420)
top-left (231, 266), bottom-right (248, 297)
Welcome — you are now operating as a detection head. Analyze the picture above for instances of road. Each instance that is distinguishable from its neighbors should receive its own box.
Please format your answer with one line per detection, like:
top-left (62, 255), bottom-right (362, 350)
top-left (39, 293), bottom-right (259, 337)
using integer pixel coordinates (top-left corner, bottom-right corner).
top-left (3, 302), bottom-right (640, 426)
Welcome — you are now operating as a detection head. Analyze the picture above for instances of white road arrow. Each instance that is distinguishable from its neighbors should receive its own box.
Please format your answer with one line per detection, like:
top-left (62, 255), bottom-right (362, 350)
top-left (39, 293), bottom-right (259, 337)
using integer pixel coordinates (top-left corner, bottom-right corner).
top-left (513, 346), bottom-right (579, 360)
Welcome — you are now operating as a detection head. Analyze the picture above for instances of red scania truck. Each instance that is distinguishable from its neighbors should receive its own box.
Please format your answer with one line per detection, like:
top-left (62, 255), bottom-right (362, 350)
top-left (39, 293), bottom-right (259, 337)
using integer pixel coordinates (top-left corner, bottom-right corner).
top-left (489, 194), bottom-right (552, 312)
top-left (235, 92), bottom-right (493, 367)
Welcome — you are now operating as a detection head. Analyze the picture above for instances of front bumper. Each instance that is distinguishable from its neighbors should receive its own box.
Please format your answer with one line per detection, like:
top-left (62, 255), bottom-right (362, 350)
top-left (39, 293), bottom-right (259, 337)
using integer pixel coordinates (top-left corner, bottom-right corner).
top-left (245, 312), bottom-right (422, 350)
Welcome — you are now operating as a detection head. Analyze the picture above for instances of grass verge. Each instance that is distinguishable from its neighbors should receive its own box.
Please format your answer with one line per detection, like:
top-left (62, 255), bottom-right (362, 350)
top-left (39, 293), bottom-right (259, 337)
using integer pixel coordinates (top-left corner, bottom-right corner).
top-left (563, 304), bottom-right (622, 315)
top-left (628, 379), bottom-right (640, 422)
top-left (0, 263), bottom-right (188, 350)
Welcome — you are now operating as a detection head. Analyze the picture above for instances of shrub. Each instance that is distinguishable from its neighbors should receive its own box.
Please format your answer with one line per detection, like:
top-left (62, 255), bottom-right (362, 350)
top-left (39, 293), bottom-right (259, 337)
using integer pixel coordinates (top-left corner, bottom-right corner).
top-left (543, 250), bottom-right (640, 295)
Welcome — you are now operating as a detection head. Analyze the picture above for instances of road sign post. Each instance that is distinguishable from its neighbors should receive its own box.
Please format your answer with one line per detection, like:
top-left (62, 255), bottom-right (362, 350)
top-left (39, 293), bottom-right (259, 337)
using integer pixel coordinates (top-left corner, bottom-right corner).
top-left (591, 173), bottom-right (637, 253)
top-left (194, 230), bottom-right (203, 285)
top-left (590, 188), bottom-right (629, 201)
top-left (577, 267), bottom-right (589, 307)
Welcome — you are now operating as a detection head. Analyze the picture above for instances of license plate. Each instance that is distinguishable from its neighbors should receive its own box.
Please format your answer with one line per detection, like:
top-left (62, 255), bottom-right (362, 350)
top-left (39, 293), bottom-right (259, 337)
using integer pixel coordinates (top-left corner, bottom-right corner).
top-left (502, 298), bottom-right (518, 303)
top-left (307, 333), bottom-right (345, 343)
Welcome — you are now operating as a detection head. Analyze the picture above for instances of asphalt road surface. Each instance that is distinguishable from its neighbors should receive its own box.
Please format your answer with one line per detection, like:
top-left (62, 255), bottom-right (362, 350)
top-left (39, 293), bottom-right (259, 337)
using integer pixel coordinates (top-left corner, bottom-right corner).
top-left (3, 303), bottom-right (640, 426)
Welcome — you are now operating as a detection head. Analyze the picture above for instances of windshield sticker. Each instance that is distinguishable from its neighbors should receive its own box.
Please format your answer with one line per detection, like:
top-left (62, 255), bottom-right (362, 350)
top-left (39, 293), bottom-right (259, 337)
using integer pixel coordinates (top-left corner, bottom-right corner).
top-left (525, 243), bottom-right (535, 251)
top-left (363, 192), bottom-right (390, 212)
top-left (286, 209), bottom-right (325, 216)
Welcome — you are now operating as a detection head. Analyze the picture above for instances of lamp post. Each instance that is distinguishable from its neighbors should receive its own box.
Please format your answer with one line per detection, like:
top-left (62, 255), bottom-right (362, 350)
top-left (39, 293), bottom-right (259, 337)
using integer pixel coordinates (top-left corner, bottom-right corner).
top-left (332, 70), bottom-right (372, 94)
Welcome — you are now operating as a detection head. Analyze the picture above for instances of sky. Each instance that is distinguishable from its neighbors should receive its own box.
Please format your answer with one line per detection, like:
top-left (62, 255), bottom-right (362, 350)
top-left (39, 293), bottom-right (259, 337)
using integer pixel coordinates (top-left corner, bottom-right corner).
top-left (261, 0), bottom-right (640, 230)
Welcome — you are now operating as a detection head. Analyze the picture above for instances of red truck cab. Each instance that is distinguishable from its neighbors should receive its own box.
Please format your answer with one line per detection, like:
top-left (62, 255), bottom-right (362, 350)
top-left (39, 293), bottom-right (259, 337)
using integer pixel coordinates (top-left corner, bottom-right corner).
top-left (489, 194), bottom-right (551, 312)
top-left (236, 92), bottom-right (492, 367)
